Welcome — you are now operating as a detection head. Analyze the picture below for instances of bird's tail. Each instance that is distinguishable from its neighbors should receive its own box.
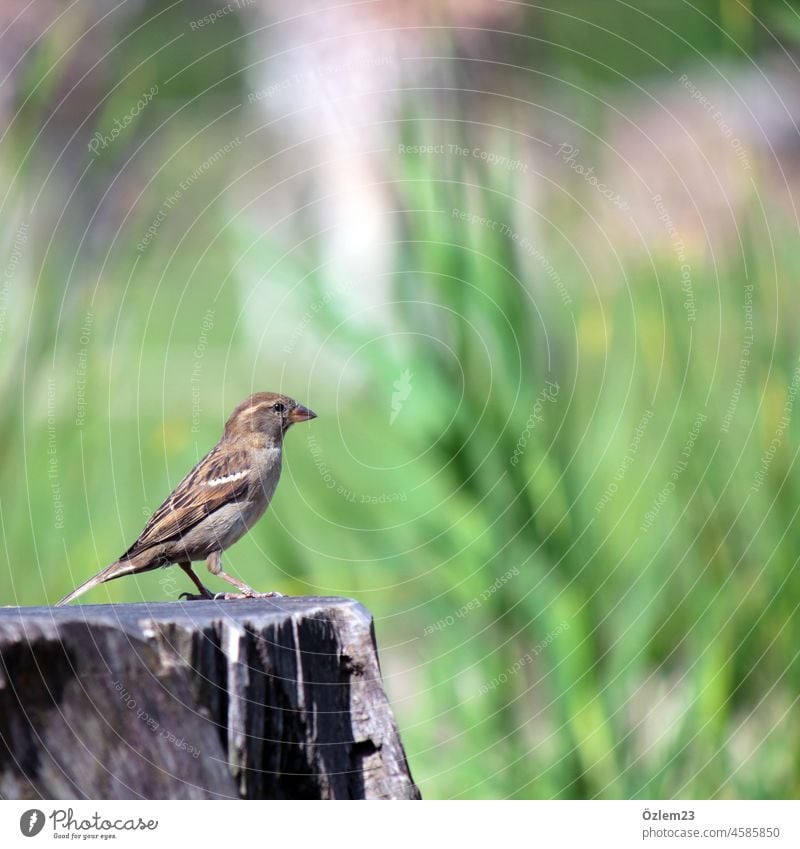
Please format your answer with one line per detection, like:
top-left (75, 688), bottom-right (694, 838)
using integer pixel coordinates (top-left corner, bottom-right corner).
top-left (55, 557), bottom-right (146, 606)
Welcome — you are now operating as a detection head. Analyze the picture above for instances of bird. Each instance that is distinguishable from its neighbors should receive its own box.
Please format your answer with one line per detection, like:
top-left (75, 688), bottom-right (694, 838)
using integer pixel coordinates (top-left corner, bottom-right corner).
top-left (56, 392), bottom-right (316, 606)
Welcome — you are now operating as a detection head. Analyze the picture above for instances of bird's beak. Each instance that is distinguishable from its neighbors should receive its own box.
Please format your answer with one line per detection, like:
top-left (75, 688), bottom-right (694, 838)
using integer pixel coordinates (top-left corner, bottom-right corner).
top-left (289, 404), bottom-right (317, 424)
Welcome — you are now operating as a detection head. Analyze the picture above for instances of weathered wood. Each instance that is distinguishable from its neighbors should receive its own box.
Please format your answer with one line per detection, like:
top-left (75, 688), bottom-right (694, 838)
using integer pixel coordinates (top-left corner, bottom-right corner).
top-left (0, 597), bottom-right (420, 799)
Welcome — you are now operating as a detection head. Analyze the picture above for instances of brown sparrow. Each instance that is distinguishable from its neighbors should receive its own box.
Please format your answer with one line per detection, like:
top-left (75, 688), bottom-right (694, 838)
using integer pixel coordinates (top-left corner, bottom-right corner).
top-left (56, 392), bottom-right (316, 605)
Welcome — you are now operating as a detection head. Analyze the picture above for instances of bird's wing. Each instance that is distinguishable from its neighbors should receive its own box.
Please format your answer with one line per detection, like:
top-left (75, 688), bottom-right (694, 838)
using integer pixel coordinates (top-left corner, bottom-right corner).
top-left (121, 445), bottom-right (251, 559)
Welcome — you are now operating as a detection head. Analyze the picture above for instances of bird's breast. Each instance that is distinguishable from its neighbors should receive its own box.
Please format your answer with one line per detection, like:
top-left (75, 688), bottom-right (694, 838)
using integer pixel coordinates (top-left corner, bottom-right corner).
top-left (254, 446), bottom-right (282, 499)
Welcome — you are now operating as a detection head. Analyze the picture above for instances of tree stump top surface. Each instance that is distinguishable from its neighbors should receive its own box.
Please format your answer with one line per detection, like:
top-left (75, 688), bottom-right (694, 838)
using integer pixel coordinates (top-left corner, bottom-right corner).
top-left (0, 596), bottom-right (368, 626)
top-left (0, 596), bottom-right (375, 654)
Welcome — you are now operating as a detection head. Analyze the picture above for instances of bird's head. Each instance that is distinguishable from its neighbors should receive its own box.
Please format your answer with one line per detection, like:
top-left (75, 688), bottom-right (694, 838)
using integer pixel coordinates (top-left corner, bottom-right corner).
top-left (223, 392), bottom-right (316, 445)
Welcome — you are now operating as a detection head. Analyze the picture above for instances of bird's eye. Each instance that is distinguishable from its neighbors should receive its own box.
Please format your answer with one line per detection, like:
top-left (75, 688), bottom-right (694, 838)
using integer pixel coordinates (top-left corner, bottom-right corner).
top-left (272, 402), bottom-right (286, 414)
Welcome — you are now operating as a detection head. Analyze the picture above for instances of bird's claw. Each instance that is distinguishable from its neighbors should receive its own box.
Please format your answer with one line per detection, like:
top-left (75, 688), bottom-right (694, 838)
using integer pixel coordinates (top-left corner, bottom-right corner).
top-left (178, 591), bottom-right (214, 601)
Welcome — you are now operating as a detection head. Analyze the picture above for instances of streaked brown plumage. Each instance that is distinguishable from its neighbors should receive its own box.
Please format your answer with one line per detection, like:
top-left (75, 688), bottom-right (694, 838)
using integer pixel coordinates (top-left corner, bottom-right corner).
top-left (56, 392), bottom-right (316, 605)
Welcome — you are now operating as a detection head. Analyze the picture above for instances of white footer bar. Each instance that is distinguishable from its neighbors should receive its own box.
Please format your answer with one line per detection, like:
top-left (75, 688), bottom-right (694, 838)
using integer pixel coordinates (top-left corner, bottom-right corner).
top-left (2, 800), bottom-right (798, 848)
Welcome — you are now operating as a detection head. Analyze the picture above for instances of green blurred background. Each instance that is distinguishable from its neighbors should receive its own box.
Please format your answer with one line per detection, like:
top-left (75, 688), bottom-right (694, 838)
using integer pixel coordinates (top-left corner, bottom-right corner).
top-left (3, 0), bottom-right (800, 798)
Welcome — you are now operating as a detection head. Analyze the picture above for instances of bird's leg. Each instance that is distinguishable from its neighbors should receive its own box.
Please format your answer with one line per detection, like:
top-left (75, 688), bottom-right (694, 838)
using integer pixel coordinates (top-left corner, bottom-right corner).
top-left (206, 551), bottom-right (283, 600)
top-left (178, 561), bottom-right (215, 601)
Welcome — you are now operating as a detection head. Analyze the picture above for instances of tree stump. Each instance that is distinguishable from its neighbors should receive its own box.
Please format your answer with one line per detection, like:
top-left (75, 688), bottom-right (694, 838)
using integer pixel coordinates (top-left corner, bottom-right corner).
top-left (0, 597), bottom-right (420, 800)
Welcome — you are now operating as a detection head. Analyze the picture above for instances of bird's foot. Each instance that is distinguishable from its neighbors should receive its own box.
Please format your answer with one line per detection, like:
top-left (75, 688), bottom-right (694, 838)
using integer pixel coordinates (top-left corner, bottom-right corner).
top-left (212, 590), bottom-right (284, 600)
top-left (179, 590), bottom-right (215, 601)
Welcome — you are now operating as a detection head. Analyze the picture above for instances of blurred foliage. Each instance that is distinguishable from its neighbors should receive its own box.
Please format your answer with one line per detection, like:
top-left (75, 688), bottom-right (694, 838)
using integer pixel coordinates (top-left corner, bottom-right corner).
top-left (2, 0), bottom-right (800, 801)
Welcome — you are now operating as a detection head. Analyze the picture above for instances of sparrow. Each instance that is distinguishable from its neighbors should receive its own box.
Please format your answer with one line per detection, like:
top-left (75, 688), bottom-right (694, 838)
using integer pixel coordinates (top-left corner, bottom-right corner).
top-left (56, 392), bottom-right (316, 606)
